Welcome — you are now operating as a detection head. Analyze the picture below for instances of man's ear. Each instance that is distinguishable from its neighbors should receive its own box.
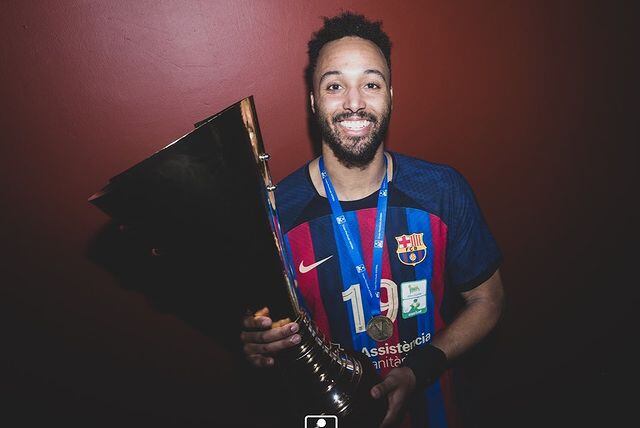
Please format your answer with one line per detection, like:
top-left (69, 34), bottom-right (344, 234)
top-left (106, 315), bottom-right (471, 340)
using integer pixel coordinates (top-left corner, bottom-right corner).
top-left (309, 92), bottom-right (316, 114)
top-left (390, 86), bottom-right (394, 111)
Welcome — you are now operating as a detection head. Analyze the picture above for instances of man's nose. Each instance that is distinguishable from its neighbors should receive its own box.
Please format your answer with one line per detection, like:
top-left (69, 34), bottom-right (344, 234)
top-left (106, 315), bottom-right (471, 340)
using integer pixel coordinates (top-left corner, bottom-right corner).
top-left (343, 87), bottom-right (365, 112)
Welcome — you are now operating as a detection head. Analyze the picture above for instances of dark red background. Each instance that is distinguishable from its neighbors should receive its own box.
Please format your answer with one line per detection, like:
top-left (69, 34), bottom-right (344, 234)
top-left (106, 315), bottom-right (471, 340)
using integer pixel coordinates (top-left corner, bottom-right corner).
top-left (1, 1), bottom-right (635, 427)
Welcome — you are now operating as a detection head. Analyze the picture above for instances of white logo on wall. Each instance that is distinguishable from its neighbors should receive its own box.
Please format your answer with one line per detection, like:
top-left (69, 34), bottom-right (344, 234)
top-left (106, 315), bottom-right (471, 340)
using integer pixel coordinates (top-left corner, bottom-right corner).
top-left (305, 414), bottom-right (338, 428)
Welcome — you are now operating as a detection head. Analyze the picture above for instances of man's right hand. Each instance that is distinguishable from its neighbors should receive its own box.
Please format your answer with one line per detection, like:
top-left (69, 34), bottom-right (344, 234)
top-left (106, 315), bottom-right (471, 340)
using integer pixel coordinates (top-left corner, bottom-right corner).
top-left (240, 306), bottom-right (301, 368)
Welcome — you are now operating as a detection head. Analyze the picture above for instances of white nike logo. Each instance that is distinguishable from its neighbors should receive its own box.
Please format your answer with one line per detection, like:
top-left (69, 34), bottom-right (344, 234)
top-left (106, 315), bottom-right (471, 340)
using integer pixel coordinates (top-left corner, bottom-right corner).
top-left (298, 255), bottom-right (334, 274)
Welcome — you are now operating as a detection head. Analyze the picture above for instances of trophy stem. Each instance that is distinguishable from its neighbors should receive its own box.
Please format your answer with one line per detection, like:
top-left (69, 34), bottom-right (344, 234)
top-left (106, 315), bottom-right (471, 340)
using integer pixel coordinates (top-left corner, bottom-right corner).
top-left (277, 312), bottom-right (387, 427)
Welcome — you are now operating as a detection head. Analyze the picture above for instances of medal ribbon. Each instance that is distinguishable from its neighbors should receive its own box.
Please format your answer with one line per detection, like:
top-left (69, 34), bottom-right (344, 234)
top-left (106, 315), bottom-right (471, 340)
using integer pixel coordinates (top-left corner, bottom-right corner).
top-left (318, 156), bottom-right (388, 318)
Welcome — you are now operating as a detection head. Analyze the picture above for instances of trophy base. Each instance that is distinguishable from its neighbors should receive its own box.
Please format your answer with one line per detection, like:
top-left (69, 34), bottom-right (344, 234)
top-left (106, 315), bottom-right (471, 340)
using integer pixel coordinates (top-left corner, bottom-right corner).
top-left (277, 312), bottom-right (387, 428)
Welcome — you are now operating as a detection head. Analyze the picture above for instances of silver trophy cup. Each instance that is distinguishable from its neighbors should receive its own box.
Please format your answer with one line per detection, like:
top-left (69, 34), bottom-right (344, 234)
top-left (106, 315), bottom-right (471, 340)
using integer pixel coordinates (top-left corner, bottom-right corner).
top-left (89, 97), bottom-right (386, 427)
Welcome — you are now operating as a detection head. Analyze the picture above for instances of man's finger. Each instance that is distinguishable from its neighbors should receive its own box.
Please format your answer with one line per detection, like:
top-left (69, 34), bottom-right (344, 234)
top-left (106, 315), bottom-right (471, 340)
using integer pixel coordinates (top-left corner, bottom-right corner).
top-left (241, 322), bottom-right (299, 344)
top-left (370, 375), bottom-right (398, 399)
top-left (243, 333), bottom-right (301, 355)
top-left (242, 315), bottom-right (272, 330)
top-left (271, 317), bottom-right (292, 328)
top-left (254, 306), bottom-right (270, 317)
top-left (247, 354), bottom-right (275, 368)
top-left (242, 307), bottom-right (272, 330)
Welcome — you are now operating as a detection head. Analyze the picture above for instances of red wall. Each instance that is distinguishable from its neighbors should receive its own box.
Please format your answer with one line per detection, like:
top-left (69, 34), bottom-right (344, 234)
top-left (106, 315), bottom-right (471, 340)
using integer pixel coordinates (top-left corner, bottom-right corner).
top-left (1, 1), bottom-right (634, 426)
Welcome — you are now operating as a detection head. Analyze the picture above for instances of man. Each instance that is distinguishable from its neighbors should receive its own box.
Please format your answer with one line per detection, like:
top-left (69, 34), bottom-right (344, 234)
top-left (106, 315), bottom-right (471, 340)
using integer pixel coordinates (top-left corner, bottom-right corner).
top-left (240, 12), bottom-right (504, 428)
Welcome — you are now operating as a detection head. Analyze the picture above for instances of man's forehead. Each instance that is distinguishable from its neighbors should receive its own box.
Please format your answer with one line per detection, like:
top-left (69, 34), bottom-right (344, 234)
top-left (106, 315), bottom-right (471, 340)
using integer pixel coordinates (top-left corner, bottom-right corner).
top-left (314, 36), bottom-right (389, 77)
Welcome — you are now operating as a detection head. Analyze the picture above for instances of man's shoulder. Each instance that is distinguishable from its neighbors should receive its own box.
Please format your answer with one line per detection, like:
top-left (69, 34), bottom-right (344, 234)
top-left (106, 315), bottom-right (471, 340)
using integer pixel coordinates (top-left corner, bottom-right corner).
top-left (393, 152), bottom-right (467, 192)
top-left (274, 162), bottom-right (317, 231)
top-left (275, 162), bottom-right (314, 200)
top-left (391, 151), bottom-right (481, 225)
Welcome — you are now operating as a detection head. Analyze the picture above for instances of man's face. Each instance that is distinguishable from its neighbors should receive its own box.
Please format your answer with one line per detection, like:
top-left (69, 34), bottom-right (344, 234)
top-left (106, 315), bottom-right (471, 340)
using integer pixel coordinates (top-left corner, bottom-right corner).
top-left (311, 36), bottom-right (392, 168)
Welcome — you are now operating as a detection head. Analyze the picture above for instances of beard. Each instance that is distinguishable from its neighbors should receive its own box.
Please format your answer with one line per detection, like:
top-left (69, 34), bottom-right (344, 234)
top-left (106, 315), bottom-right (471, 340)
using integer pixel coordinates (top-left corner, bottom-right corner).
top-left (317, 108), bottom-right (390, 169)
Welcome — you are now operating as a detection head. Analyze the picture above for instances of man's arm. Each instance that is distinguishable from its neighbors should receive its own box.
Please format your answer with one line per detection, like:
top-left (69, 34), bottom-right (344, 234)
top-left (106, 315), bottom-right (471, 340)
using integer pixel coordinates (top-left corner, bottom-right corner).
top-left (402, 268), bottom-right (505, 389)
top-left (371, 269), bottom-right (504, 427)
top-left (431, 268), bottom-right (505, 360)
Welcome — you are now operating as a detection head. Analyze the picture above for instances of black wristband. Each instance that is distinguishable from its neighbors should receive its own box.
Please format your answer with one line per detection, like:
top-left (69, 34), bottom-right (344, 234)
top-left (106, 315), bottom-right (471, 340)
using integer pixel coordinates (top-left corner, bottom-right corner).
top-left (401, 344), bottom-right (448, 390)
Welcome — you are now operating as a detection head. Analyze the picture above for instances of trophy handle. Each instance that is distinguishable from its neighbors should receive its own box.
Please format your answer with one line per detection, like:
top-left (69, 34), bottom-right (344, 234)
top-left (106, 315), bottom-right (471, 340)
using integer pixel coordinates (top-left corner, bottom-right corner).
top-left (240, 97), bottom-right (301, 319)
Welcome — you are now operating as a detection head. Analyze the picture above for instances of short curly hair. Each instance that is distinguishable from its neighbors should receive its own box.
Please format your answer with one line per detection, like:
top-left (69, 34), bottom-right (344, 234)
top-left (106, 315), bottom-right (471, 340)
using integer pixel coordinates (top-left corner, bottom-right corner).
top-left (305, 11), bottom-right (392, 90)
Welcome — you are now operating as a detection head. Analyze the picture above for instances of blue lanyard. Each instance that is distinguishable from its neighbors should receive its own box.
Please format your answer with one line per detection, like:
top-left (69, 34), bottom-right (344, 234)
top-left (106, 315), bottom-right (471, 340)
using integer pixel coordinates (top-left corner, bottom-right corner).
top-left (318, 156), bottom-right (389, 317)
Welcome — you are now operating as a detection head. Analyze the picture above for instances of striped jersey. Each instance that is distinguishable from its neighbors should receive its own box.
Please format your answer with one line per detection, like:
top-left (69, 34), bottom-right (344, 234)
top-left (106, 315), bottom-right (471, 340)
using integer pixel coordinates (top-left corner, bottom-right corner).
top-left (275, 152), bottom-right (502, 428)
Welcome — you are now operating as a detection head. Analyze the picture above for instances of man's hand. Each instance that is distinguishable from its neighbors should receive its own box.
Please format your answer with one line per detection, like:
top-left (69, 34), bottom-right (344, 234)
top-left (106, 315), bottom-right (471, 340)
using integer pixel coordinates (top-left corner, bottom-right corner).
top-left (239, 306), bottom-right (301, 368)
top-left (370, 367), bottom-right (416, 428)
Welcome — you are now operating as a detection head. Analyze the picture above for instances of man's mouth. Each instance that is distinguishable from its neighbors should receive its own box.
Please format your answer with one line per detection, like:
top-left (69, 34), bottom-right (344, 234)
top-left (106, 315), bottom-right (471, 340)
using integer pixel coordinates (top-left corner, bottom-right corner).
top-left (338, 119), bottom-right (372, 131)
top-left (334, 113), bottom-right (376, 134)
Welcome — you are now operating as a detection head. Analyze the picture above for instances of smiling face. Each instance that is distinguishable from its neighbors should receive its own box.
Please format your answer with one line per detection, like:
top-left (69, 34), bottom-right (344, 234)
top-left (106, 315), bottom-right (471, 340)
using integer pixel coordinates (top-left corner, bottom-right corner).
top-left (311, 36), bottom-right (393, 168)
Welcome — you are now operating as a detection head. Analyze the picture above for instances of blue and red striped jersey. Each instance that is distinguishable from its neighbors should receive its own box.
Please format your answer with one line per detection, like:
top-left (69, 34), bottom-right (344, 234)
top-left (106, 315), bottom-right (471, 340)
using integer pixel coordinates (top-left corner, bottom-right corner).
top-left (275, 152), bottom-right (502, 428)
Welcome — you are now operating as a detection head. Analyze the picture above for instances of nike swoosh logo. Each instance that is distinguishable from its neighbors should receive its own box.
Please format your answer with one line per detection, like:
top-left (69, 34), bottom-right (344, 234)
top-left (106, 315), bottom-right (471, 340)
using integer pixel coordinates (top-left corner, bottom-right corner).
top-left (298, 255), bottom-right (333, 274)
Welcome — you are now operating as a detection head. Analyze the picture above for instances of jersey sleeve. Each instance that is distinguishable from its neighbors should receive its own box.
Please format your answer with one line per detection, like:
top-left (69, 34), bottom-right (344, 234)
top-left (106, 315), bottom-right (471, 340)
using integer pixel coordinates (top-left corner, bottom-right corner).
top-left (446, 169), bottom-right (502, 291)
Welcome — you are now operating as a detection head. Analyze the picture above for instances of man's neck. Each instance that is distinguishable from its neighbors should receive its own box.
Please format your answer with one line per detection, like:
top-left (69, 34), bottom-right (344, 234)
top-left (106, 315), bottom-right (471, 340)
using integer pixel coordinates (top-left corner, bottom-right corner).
top-left (310, 146), bottom-right (392, 201)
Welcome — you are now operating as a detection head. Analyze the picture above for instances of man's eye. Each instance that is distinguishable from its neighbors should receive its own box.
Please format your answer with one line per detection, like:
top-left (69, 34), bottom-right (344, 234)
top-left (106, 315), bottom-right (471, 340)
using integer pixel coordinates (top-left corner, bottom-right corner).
top-left (365, 82), bottom-right (381, 89)
top-left (327, 84), bottom-right (342, 91)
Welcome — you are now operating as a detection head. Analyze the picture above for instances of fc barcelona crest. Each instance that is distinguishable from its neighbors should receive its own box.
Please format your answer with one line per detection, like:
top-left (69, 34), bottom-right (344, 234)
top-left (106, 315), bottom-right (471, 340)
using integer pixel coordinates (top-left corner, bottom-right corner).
top-left (395, 233), bottom-right (427, 266)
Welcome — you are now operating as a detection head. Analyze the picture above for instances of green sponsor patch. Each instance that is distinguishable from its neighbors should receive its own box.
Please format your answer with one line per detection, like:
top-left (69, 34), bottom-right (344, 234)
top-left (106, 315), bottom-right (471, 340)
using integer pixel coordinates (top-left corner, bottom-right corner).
top-left (401, 279), bottom-right (427, 319)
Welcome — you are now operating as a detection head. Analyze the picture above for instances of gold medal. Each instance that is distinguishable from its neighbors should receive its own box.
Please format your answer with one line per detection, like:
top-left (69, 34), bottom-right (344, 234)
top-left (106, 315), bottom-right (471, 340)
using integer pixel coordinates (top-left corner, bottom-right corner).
top-left (366, 315), bottom-right (394, 342)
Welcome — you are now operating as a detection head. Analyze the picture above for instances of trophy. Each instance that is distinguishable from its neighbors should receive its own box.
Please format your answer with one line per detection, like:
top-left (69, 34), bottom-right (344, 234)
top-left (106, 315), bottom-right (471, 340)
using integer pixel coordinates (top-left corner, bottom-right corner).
top-left (89, 96), bottom-right (386, 427)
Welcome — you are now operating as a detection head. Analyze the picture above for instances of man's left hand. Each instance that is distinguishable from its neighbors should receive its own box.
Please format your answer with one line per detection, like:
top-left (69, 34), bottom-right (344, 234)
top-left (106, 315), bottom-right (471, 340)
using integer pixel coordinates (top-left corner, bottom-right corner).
top-left (370, 366), bottom-right (416, 428)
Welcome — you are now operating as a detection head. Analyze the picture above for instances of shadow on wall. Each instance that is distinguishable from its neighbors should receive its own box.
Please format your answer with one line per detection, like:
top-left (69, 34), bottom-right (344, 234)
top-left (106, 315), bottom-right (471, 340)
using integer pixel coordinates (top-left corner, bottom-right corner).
top-left (85, 221), bottom-right (245, 353)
